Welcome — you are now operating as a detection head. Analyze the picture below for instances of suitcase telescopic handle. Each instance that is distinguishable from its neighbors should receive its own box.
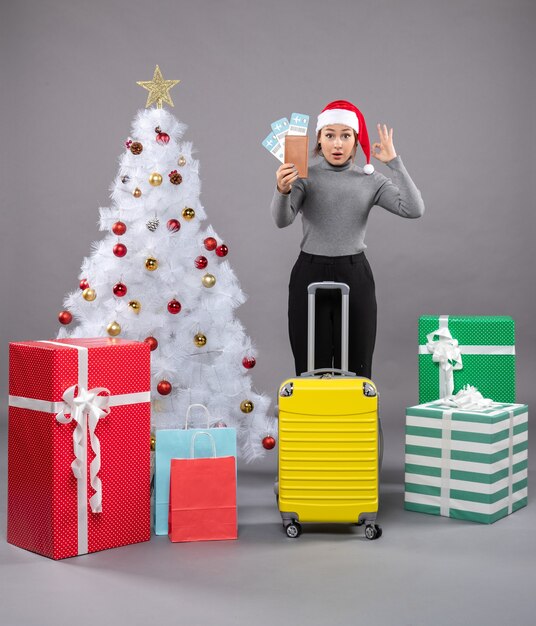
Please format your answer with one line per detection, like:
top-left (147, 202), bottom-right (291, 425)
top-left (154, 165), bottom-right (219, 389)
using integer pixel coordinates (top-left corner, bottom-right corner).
top-left (301, 368), bottom-right (356, 378)
top-left (306, 282), bottom-right (350, 374)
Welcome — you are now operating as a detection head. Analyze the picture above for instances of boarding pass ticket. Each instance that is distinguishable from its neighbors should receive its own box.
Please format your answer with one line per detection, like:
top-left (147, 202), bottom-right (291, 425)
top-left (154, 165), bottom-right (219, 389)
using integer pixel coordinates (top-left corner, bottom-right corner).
top-left (271, 117), bottom-right (290, 149)
top-left (262, 132), bottom-right (284, 163)
top-left (289, 113), bottom-right (309, 136)
top-left (263, 113), bottom-right (309, 162)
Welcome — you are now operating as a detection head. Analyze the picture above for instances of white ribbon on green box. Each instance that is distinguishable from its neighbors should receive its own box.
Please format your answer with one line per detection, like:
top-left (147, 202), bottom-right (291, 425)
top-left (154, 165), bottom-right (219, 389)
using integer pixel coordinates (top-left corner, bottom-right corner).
top-left (405, 388), bottom-right (528, 524)
top-left (419, 315), bottom-right (516, 400)
top-left (8, 340), bottom-right (150, 555)
top-left (424, 322), bottom-right (463, 398)
top-left (507, 409), bottom-right (515, 515)
top-left (440, 409), bottom-right (453, 517)
top-left (439, 387), bottom-right (514, 517)
top-left (436, 407), bottom-right (516, 519)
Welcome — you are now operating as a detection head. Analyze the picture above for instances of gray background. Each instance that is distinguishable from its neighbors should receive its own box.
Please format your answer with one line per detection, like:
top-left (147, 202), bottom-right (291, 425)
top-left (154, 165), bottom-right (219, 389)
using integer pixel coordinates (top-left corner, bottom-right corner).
top-left (1, 1), bottom-right (535, 624)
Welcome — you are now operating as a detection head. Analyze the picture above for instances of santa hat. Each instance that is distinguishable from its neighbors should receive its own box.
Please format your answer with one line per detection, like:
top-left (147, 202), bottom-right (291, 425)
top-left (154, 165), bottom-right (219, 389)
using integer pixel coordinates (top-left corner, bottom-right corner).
top-left (316, 100), bottom-right (374, 174)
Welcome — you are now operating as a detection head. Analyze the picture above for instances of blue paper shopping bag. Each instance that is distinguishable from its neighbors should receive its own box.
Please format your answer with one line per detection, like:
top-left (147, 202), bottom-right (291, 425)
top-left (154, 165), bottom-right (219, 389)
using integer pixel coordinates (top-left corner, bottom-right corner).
top-left (154, 404), bottom-right (237, 535)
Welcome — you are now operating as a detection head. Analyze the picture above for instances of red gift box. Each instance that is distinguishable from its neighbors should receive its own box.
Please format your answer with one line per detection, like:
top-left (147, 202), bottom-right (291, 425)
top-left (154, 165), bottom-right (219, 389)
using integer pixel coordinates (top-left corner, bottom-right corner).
top-left (7, 338), bottom-right (151, 559)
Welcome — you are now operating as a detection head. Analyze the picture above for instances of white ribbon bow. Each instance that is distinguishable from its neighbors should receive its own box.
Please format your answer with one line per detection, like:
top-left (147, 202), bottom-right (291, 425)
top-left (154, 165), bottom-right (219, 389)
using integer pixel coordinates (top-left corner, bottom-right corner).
top-left (443, 384), bottom-right (493, 411)
top-left (56, 385), bottom-right (111, 513)
top-left (426, 327), bottom-right (463, 397)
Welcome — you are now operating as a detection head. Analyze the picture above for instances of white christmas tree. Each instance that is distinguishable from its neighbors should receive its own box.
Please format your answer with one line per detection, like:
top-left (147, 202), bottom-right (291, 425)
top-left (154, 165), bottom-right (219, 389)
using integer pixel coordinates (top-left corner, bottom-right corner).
top-left (57, 66), bottom-right (275, 460)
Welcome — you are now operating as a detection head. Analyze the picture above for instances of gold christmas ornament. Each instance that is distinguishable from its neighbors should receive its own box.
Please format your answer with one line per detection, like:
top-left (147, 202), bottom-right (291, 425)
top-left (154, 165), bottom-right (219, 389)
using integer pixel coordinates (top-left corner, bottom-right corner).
top-left (82, 288), bottom-right (97, 301)
top-left (240, 400), bottom-right (254, 414)
top-left (150, 433), bottom-right (156, 452)
top-left (133, 187), bottom-right (142, 198)
top-left (201, 273), bottom-right (216, 288)
top-left (182, 207), bottom-right (195, 221)
top-left (178, 155), bottom-right (187, 167)
top-left (128, 300), bottom-right (142, 313)
top-left (149, 172), bottom-right (163, 186)
top-left (136, 65), bottom-right (180, 109)
top-left (194, 332), bottom-right (207, 347)
top-left (145, 257), bottom-right (158, 271)
top-left (107, 321), bottom-right (121, 337)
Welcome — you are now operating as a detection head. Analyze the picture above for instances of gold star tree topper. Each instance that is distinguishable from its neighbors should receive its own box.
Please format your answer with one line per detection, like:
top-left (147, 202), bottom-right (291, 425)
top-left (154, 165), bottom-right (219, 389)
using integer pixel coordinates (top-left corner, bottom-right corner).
top-left (137, 65), bottom-right (180, 109)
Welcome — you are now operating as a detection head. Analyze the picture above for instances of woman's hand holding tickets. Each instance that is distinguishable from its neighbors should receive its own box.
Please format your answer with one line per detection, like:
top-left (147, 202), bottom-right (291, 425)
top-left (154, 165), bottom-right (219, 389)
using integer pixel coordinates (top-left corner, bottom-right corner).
top-left (371, 124), bottom-right (397, 163)
top-left (277, 163), bottom-right (299, 194)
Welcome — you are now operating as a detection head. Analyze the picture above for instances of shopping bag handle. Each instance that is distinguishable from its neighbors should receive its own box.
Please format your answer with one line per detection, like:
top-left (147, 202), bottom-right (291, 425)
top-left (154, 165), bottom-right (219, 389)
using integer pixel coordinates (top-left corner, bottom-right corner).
top-left (190, 431), bottom-right (217, 458)
top-left (185, 403), bottom-right (211, 430)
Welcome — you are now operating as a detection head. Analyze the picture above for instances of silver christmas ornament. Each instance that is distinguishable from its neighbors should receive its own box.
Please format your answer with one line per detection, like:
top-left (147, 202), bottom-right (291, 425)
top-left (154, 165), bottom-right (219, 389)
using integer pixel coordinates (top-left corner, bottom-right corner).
top-left (146, 217), bottom-right (160, 232)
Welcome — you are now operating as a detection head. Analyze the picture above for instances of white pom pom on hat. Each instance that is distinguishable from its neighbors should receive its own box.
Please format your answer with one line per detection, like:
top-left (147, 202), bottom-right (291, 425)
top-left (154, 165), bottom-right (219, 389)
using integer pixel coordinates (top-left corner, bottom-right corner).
top-left (316, 100), bottom-right (375, 174)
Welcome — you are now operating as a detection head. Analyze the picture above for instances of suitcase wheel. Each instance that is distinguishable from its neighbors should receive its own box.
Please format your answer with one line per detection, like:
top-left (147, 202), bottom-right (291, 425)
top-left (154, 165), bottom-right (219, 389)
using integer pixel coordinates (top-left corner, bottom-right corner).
top-left (285, 522), bottom-right (302, 539)
top-left (365, 524), bottom-right (382, 540)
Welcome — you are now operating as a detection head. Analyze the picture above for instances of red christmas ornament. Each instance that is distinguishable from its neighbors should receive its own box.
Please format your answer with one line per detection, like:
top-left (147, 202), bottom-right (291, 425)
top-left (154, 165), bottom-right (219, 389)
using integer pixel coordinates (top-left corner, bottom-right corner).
top-left (204, 237), bottom-right (217, 251)
top-left (216, 244), bottom-right (228, 257)
top-left (167, 218), bottom-right (181, 233)
top-left (157, 380), bottom-right (172, 395)
top-left (113, 243), bottom-right (127, 257)
top-left (144, 336), bottom-right (158, 351)
top-left (242, 356), bottom-right (256, 369)
top-left (58, 310), bottom-right (72, 325)
top-left (112, 221), bottom-right (127, 236)
top-left (167, 299), bottom-right (182, 314)
top-left (262, 436), bottom-right (276, 450)
top-left (194, 255), bottom-right (208, 269)
top-left (155, 126), bottom-right (170, 145)
top-left (79, 278), bottom-right (89, 290)
top-left (113, 282), bottom-right (127, 297)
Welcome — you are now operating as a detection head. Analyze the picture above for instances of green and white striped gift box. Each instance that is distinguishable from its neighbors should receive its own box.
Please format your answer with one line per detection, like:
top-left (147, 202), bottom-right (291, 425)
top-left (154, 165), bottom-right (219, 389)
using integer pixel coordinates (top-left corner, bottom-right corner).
top-left (418, 315), bottom-right (515, 404)
top-left (405, 400), bottom-right (528, 524)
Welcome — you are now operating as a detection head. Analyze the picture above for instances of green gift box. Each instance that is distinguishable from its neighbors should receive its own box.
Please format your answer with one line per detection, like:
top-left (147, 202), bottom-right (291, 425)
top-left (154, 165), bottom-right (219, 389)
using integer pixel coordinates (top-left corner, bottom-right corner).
top-left (418, 315), bottom-right (515, 403)
top-left (405, 400), bottom-right (528, 524)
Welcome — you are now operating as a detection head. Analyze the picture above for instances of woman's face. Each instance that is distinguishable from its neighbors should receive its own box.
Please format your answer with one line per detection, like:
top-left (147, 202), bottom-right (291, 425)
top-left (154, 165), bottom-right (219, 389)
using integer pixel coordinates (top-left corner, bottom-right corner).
top-left (319, 125), bottom-right (357, 165)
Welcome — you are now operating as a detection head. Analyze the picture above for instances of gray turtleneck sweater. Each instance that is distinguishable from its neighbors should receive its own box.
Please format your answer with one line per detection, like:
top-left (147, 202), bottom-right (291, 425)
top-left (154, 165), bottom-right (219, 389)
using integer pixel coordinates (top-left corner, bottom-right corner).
top-left (270, 156), bottom-right (424, 256)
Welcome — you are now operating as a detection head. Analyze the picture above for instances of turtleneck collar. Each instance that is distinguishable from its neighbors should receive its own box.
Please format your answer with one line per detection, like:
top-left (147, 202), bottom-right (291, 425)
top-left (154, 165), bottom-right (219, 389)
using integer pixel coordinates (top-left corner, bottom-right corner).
top-left (319, 157), bottom-right (353, 172)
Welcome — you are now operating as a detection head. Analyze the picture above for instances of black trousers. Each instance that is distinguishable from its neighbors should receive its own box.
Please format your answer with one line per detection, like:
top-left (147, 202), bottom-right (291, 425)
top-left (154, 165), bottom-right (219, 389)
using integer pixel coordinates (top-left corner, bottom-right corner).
top-left (288, 251), bottom-right (377, 377)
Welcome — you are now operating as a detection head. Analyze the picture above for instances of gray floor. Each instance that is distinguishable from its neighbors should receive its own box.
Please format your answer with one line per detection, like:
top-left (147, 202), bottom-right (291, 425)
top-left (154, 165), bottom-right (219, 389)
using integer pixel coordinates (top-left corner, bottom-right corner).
top-left (2, 423), bottom-right (535, 626)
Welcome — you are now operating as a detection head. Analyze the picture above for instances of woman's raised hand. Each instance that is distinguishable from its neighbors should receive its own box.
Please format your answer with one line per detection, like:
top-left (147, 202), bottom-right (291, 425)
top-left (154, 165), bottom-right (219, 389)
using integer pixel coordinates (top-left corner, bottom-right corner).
top-left (276, 163), bottom-right (299, 194)
top-left (371, 124), bottom-right (397, 163)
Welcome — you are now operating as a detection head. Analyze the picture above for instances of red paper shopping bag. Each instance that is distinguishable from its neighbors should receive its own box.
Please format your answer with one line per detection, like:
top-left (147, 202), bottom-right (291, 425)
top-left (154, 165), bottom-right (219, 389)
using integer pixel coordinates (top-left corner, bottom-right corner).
top-left (168, 432), bottom-right (237, 542)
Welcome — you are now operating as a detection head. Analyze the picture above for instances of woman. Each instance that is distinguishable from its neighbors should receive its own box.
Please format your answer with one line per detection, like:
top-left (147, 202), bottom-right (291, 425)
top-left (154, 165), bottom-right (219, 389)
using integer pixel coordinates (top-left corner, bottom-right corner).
top-left (271, 100), bottom-right (424, 377)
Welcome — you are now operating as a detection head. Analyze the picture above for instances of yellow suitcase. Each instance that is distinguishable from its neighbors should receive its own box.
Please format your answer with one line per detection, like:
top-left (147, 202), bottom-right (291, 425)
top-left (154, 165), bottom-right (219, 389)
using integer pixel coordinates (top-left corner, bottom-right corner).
top-left (277, 282), bottom-right (382, 540)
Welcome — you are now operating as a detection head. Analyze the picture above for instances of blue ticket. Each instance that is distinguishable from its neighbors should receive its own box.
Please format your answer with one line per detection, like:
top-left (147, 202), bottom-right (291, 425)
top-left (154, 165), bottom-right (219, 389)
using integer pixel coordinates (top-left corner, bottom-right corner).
top-left (289, 113), bottom-right (309, 135)
top-left (271, 117), bottom-right (290, 147)
top-left (262, 131), bottom-right (284, 163)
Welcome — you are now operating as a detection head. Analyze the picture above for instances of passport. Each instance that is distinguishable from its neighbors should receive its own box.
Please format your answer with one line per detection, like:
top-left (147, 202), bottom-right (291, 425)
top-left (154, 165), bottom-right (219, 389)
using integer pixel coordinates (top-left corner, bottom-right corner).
top-left (284, 135), bottom-right (308, 178)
